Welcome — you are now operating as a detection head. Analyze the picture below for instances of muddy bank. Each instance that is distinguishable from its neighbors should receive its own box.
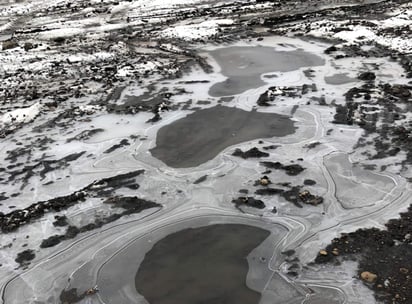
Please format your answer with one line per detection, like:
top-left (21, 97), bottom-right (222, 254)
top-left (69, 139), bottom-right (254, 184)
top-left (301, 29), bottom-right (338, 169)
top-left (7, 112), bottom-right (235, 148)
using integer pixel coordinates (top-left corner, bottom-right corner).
top-left (150, 105), bottom-right (295, 168)
top-left (135, 224), bottom-right (270, 304)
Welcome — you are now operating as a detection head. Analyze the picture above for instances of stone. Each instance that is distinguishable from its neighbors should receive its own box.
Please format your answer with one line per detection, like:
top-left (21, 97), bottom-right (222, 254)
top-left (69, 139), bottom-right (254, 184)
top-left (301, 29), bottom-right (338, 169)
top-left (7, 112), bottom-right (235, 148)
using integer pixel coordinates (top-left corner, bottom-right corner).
top-left (360, 271), bottom-right (377, 283)
top-left (259, 176), bottom-right (271, 186)
top-left (358, 72), bottom-right (376, 81)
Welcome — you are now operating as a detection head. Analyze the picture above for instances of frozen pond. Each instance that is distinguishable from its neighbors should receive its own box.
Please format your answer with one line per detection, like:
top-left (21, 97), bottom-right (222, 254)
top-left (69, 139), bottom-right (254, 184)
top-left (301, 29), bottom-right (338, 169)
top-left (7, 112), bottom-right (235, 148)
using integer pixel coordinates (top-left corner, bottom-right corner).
top-left (150, 105), bottom-right (295, 168)
top-left (135, 224), bottom-right (270, 304)
top-left (209, 47), bottom-right (325, 96)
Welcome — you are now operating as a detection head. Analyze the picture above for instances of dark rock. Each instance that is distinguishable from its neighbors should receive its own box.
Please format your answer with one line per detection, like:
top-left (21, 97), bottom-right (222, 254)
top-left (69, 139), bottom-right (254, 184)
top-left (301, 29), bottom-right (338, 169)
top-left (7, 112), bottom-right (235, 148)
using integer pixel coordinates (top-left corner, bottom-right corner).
top-left (260, 161), bottom-right (305, 175)
top-left (0, 170), bottom-right (144, 233)
top-left (298, 190), bottom-right (324, 205)
top-left (193, 175), bottom-right (208, 184)
top-left (255, 188), bottom-right (284, 196)
top-left (232, 197), bottom-right (265, 209)
top-left (15, 249), bottom-right (35, 265)
top-left (53, 215), bottom-right (68, 227)
top-left (23, 42), bottom-right (34, 51)
top-left (324, 45), bottom-right (338, 54)
top-left (358, 72), bottom-right (376, 81)
top-left (65, 226), bottom-right (80, 239)
top-left (2, 40), bottom-right (18, 50)
top-left (104, 139), bottom-right (130, 153)
top-left (232, 147), bottom-right (269, 159)
top-left (303, 179), bottom-right (316, 186)
top-left (305, 142), bottom-right (321, 149)
top-left (40, 235), bottom-right (63, 248)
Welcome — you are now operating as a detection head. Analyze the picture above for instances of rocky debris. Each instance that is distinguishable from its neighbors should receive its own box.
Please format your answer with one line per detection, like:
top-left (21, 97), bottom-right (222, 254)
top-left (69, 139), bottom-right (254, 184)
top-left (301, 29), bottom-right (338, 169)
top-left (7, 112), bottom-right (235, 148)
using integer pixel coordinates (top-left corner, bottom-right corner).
top-left (104, 139), bottom-right (130, 154)
top-left (304, 142), bottom-right (321, 149)
top-left (232, 147), bottom-right (269, 159)
top-left (5, 151), bottom-right (86, 189)
top-left (324, 45), bottom-right (338, 54)
top-left (15, 249), bottom-right (35, 266)
top-left (103, 196), bottom-right (160, 214)
top-left (262, 144), bottom-right (279, 150)
top-left (255, 183), bottom-right (323, 208)
top-left (383, 84), bottom-right (411, 100)
top-left (66, 129), bottom-right (104, 143)
top-left (256, 85), bottom-right (315, 106)
top-left (232, 197), bottom-right (266, 210)
top-left (358, 72), bottom-right (376, 81)
top-left (2, 40), bottom-right (19, 50)
top-left (39, 196), bottom-right (160, 249)
top-left (332, 81), bottom-right (412, 168)
top-left (255, 187), bottom-right (285, 196)
top-left (85, 286), bottom-right (99, 296)
top-left (260, 161), bottom-right (305, 176)
top-left (105, 90), bottom-right (172, 116)
top-left (53, 215), bottom-right (69, 227)
top-left (298, 190), bottom-right (324, 206)
top-left (0, 170), bottom-right (144, 233)
top-left (314, 204), bottom-right (412, 304)
top-left (40, 235), bottom-right (62, 248)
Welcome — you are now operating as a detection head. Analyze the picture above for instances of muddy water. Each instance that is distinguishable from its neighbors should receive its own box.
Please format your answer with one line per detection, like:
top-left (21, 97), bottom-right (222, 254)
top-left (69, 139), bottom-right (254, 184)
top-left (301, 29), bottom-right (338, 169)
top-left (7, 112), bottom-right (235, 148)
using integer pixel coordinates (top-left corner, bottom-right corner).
top-left (209, 46), bottom-right (325, 96)
top-left (150, 105), bottom-right (295, 168)
top-left (135, 224), bottom-right (270, 304)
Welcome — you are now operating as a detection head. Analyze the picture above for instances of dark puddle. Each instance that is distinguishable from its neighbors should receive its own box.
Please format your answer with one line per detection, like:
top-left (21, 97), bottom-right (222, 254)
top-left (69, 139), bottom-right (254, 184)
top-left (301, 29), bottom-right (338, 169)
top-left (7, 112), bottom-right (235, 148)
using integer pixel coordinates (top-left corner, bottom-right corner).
top-left (135, 224), bottom-right (270, 304)
top-left (209, 46), bottom-right (325, 96)
top-left (150, 105), bottom-right (295, 168)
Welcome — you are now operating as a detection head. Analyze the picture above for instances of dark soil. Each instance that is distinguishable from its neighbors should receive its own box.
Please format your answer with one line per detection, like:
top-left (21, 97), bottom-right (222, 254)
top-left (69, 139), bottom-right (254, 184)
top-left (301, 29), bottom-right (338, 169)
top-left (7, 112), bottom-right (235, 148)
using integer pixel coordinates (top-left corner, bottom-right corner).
top-left (314, 204), bottom-right (412, 304)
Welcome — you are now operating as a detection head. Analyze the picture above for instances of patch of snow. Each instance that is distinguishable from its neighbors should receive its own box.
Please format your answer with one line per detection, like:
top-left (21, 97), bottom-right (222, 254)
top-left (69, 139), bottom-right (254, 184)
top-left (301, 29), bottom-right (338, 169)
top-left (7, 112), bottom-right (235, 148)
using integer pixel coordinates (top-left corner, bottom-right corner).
top-left (0, 102), bottom-right (42, 126)
top-left (38, 27), bottom-right (85, 40)
top-left (161, 19), bottom-right (233, 41)
top-left (77, 105), bottom-right (102, 115)
top-left (333, 26), bottom-right (377, 43)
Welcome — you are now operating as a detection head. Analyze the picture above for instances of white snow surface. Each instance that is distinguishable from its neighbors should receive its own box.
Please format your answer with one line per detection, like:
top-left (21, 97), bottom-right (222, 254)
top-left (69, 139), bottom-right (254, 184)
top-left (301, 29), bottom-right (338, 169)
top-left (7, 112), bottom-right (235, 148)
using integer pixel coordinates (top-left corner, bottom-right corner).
top-left (161, 19), bottom-right (234, 41)
top-left (0, 102), bottom-right (42, 126)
